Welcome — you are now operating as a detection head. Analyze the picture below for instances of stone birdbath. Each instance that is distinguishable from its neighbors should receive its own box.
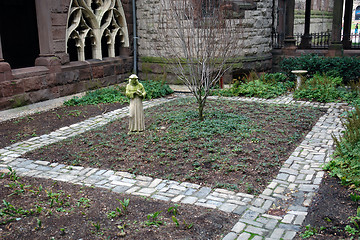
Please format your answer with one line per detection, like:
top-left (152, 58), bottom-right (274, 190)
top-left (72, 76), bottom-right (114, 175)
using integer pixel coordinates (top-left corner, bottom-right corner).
top-left (291, 70), bottom-right (308, 90)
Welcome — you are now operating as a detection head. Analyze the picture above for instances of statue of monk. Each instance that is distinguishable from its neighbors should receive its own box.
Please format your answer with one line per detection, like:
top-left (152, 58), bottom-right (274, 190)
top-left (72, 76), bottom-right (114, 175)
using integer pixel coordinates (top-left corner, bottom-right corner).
top-left (126, 74), bottom-right (146, 133)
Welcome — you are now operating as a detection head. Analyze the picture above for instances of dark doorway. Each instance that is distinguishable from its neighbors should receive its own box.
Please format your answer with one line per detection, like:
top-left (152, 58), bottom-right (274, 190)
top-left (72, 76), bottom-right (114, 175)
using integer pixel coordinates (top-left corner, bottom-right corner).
top-left (0, 0), bottom-right (40, 69)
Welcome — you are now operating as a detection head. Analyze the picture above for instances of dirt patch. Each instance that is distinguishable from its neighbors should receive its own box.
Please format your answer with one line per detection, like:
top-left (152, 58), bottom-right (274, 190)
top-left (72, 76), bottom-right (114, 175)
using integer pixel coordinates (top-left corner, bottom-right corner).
top-left (23, 98), bottom-right (326, 194)
top-left (0, 172), bottom-right (237, 239)
top-left (0, 102), bottom-right (128, 149)
top-left (294, 173), bottom-right (360, 239)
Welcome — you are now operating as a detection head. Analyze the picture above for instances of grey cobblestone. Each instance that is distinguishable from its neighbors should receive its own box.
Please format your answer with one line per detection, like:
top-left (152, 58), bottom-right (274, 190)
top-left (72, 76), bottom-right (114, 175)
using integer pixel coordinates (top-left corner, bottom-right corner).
top-left (0, 94), bottom-right (347, 240)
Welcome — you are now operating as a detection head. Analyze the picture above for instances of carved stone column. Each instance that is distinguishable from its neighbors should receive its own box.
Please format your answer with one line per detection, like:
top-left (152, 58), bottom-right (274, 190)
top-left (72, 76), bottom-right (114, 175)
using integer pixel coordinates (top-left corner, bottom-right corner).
top-left (0, 34), bottom-right (12, 82)
top-left (342, 0), bottom-right (353, 49)
top-left (34, 0), bottom-right (61, 73)
top-left (299, 0), bottom-right (312, 49)
top-left (35, 0), bottom-right (54, 56)
top-left (329, 0), bottom-right (344, 55)
top-left (283, 0), bottom-right (296, 50)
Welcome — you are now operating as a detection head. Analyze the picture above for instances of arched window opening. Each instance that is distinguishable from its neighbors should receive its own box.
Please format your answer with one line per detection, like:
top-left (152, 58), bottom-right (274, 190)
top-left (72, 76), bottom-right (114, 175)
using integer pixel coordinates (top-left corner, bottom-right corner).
top-left (66, 0), bottom-right (129, 61)
top-left (101, 33), bottom-right (110, 58)
top-left (84, 35), bottom-right (93, 60)
top-left (115, 33), bottom-right (124, 56)
top-left (67, 38), bottom-right (78, 61)
top-left (355, 6), bottom-right (360, 20)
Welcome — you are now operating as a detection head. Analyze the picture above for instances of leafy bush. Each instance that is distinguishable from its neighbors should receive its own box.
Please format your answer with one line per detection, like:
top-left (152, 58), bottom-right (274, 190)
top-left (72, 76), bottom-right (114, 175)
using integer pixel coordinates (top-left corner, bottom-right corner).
top-left (293, 74), bottom-right (360, 104)
top-left (213, 72), bottom-right (294, 99)
top-left (280, 54), bottom-right (360, 84)
top-left (64, 86), bottom-right (128, 106)
top-left (64, 80), bottom-right (174, 106)
top-left (293, 74), bottom-right (343, 103)
top-left (141, 80), bottom-right (174, 99)
top-left (325, 106), bottom-right (360, 190)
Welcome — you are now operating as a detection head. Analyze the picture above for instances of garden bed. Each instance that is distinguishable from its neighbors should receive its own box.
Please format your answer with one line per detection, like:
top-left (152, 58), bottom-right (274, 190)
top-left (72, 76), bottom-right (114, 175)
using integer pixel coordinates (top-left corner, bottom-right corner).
top-left (23, 98), bottom-right (326, 194)
top-left (0, 169), bottom-right (236, 239)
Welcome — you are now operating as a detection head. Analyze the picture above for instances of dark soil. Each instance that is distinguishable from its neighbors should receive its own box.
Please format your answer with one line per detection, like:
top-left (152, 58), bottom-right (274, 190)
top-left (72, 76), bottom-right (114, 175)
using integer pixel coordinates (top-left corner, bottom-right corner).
top-left (0, 102), bottom-right (128, 149)
top-left (0, 171), bottom-right (236, 239)
top-left (294, 173), bottom-right (360, 240)
top-left (23, 98), bottom-right (326, 194)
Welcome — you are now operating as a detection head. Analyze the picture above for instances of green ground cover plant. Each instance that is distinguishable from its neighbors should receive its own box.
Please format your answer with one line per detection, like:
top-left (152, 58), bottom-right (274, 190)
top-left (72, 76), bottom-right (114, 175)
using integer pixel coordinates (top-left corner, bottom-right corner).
top-left (0, 167), bottom-right (236, 239)
top-left (213, 72), bottom-right (294, 98)
top-left (293, 74), bottom-right (343, 103)
top-left (325, 106), bottom-right (360, 190)
top-left (292, 73), bottom-right (360, 104)
top-left (64, 80), bottom-right (173, 106)
top-left (25, 97), bottom-right (325, 194)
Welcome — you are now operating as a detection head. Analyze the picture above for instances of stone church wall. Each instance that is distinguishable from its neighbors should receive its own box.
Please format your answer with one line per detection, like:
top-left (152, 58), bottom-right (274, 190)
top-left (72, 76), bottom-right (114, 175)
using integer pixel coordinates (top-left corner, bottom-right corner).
top-left (0, 0), bottom-right (134, 110)
top-left (136, 0), bottom-right (274, 83)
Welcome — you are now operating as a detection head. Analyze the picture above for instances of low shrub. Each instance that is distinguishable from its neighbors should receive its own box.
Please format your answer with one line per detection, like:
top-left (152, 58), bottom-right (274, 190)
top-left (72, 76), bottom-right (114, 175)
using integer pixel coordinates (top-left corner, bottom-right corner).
top-left (141, 80), bottom-right (174, 99)
top-left (64, 86), bottom-right (128, 106)
top-left (64, 80), bottom-right (174, 106)
top-left (293, 74), bottom-right (343, 103)
top-left (293, 74), bottom-right (360, 104)
top-left (212, 72), bottom-right (294, 99)
top-left (325, 106), bottom-right (360, 190)
top-left (280, 54), bottom-right (360, 84)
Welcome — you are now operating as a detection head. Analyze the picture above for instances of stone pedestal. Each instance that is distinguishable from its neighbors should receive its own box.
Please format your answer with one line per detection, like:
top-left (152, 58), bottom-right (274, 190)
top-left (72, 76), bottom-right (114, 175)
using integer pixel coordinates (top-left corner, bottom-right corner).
top-left (0, 62), bottom-right (12, 82)
top-left (35, 56), bottom-right (61, 73)
top-left (291, 70), bottom-right (308, 89)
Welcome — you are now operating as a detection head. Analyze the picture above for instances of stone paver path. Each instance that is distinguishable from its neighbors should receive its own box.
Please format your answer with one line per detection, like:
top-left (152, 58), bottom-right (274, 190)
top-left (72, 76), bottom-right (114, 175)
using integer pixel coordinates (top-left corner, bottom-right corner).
top-left (0, 94), bottom-right (348, 240)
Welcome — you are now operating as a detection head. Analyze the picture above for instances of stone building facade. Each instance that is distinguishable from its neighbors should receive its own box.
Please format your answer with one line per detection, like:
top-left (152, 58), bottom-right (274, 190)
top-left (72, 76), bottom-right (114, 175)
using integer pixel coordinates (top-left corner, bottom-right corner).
top-left (0, 0), bottom-right (358, 109)
top-left (0, 0), bottom-right (134, 110)
top-left (136, 0), bottom-right (274, 82)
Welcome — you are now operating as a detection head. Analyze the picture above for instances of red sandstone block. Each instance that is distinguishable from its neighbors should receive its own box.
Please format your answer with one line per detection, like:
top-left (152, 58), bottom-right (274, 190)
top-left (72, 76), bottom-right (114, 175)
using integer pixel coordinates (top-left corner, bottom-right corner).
top-left (21, 76), bottom-right (43, 92)
top-left (28, 89), bottom-right (52, 103)
top-left (79, 67), bottom-right (92, 80)
top-left (51, 13), bottom-right (67, 26)
top-left (1, 81), bottom-right (25, 97)
top-left (52, 26), bottom-right (66, 41)
top-left (53, 40), bottom-right (66, 53)
top-left (91, 66), bottom-right (104, 78)
top-left (0, 96), bottom-right (12, 110)
top-left (103, 65), bottom-right (115, 77)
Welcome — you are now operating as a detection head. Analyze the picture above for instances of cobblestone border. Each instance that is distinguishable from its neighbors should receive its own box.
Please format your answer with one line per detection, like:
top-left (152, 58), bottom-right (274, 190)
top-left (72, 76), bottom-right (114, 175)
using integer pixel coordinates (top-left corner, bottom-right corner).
top-left (0, 94), bottom-right (348, 240)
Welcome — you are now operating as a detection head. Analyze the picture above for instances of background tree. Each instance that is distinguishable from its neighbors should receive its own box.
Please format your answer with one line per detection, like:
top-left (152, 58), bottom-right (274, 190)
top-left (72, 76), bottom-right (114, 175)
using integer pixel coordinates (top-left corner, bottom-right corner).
top-left (150, 0), bottom-right (244, 121)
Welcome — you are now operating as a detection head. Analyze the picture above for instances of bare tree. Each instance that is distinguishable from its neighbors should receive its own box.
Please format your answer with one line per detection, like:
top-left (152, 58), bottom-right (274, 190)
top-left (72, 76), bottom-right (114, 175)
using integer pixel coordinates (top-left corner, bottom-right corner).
top-left (151, 0), bottom-right (244, 121)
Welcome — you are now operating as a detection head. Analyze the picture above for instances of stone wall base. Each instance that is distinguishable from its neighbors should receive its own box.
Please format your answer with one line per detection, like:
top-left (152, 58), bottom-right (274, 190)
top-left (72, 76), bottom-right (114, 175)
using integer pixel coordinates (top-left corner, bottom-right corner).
top-left (138, 55), bottom-right (273, 84)
top-left (0, 56), bottom-right (133, 110)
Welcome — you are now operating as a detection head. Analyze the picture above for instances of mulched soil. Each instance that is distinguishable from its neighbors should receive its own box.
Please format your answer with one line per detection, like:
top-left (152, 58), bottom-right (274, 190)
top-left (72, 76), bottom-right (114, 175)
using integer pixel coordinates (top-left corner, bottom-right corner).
top-left (0, 172), bottom-right (237, 239)
top-left (23, 98), bottom-right (326, 194)
top-left (0, 102), bottom-right (128, 149)
top-left (294, 173), bottom-right (360, 239)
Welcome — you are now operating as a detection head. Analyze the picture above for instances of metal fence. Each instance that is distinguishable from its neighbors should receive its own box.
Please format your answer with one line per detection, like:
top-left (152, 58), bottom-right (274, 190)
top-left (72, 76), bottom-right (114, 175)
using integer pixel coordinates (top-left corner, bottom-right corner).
top-left (272, 32), bottom-right (360, 49)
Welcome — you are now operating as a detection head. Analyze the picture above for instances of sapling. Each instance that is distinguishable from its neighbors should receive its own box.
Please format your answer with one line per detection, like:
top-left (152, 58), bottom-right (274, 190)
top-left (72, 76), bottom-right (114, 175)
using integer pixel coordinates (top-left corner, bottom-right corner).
top-left (145, 211), bottom-right (163, 227)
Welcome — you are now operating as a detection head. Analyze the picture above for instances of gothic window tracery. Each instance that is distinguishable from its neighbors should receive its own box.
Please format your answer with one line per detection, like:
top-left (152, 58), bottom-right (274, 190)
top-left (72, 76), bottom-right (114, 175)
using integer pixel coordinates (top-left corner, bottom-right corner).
top-left (66, 0), bottom-right (129, 61)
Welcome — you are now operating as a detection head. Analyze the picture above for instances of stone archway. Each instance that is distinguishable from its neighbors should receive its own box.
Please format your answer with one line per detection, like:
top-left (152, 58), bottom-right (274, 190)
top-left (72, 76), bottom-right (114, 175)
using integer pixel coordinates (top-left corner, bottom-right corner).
top-left (66, 0), bottom-right (130, 61)
top-left (355, 6), bottom-right (360, 20)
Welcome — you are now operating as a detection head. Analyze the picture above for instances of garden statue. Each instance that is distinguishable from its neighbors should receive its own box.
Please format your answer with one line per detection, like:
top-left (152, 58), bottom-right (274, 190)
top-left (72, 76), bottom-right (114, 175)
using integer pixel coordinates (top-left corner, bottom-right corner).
top-left (126, 74), bottom-right (146, 133)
